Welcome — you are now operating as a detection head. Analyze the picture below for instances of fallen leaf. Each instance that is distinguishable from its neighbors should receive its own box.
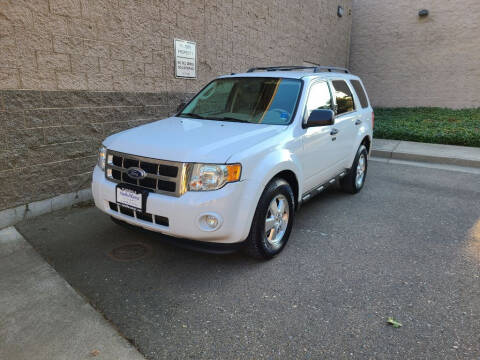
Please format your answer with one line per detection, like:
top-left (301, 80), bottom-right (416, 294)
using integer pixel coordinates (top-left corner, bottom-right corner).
top-left (90, 349), bottom-right (100, 357)
top-left (387, 317), bottom-right (402, 328)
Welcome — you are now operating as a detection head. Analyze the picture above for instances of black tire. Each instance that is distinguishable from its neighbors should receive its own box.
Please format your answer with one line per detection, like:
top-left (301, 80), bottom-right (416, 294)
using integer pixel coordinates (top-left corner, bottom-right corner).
top-left (244, 178), bottom-right (295, 259)
top-left (340, 144), bottom-right (368, 194)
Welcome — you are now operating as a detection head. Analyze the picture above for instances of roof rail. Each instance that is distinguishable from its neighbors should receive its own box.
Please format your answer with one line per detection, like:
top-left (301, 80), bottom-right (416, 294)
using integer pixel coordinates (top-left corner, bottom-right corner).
top-left (246, 65), bottom-right (350, 74)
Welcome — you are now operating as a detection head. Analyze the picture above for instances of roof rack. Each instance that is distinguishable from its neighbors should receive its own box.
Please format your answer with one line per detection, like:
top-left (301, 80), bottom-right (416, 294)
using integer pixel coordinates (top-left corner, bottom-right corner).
top-left (246, 65), bottom-right (350, 74)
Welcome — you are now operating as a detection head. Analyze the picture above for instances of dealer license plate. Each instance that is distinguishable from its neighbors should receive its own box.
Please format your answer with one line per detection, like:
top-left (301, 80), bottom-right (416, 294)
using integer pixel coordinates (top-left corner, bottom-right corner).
top-left (116, 186), bottom-right (143, 211)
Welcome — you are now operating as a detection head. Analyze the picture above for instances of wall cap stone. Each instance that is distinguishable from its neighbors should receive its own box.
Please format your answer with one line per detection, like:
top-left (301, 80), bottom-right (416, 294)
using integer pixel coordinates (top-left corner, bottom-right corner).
top-left (0, 188), bottom-right (92, 230)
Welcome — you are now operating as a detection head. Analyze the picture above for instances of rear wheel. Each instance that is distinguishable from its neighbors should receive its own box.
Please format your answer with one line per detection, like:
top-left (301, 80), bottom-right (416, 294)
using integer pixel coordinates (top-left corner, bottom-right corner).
top-left (244, 178), bottom-right (295, 259)
top-left (340, 144), bottom-right (368, 194)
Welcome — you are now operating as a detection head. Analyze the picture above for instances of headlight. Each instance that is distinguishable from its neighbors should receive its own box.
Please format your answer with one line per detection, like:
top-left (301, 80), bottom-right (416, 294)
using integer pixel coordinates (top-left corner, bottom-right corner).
top-left (98, 146), bottom-right (107, 170)
top-left (188, 163), bottom-right (241, 191)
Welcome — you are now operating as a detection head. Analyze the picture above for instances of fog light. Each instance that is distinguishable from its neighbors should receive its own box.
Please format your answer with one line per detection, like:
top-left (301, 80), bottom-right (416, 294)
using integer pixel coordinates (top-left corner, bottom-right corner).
top-left (205, 215), bottom-right (218, 228)
top-left (198, 213), bottom-right (222, 231)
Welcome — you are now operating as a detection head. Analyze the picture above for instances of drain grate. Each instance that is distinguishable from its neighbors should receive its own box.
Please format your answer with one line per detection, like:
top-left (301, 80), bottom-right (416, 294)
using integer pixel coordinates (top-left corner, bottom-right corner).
top-left (108, 243), bottom-right (152, 262)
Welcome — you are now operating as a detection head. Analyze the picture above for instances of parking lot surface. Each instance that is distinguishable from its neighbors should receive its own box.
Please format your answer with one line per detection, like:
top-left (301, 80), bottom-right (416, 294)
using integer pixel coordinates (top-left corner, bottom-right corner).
top-left (17, 161), bottom-right (480, 359)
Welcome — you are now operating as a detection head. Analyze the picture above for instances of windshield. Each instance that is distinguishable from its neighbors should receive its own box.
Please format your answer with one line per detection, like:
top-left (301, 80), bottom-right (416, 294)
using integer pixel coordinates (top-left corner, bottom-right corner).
top-left (179, 77), bottom-right (302, 125)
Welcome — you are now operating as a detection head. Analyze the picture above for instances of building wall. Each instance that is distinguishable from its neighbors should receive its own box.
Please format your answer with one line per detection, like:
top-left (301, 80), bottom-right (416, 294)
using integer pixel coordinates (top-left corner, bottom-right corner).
top-left (349, 0), bottom-right (480, 108)
top-left (0, 0), bottom-right (352, 211)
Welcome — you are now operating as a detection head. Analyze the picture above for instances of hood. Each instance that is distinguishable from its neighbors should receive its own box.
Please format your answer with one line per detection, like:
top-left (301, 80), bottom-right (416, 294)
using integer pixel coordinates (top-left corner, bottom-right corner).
top-left (103, 117), bottom-right (286, 163)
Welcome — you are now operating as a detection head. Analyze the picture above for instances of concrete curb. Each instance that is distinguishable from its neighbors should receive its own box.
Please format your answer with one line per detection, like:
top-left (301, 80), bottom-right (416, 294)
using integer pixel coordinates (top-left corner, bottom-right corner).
top-left (372, 139), bottom-right (480, 168)
top-left (0, 188), bottom-right (92, 230)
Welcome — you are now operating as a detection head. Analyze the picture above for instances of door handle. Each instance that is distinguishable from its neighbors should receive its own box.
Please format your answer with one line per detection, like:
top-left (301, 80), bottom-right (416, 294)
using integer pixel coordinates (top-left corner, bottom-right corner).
top-left (330, 128), bottom-right (339, 136)
top-left (355, 119), bottom-right (362, 125)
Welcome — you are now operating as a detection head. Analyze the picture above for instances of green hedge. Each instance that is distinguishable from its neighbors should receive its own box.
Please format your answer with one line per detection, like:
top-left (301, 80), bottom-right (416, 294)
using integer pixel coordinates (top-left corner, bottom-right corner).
top-left (373, 107), bottom-right (480, 147)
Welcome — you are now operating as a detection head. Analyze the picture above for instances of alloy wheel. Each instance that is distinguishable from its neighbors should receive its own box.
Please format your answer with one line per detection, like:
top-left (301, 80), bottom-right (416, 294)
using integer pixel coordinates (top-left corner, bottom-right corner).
top-left (264, 194), bottom-right (290, 250)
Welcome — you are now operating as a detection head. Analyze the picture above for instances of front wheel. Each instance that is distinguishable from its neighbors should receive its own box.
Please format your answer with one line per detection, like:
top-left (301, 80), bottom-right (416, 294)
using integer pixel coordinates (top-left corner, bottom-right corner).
top-left (244, 178), bottom-right (295, 259)
top-left (340, 144), bottom-right (368, 194)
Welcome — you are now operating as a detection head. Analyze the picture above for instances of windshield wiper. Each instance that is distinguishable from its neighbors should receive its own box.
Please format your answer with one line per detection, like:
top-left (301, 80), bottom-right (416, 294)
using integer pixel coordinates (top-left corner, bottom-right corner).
top-left (180, 113), bottom-right (251, 123)
top-left (211, 116), bottom-right (251, 123)
top-left (179, 112), bottom-right (206, 119)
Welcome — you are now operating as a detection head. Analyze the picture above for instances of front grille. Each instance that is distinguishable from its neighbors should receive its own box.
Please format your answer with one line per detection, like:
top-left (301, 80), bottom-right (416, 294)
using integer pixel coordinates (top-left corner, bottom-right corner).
top-left (109, 202), bottom-right (169, 227)
top-left (105, 150), bottom-right (185, 196)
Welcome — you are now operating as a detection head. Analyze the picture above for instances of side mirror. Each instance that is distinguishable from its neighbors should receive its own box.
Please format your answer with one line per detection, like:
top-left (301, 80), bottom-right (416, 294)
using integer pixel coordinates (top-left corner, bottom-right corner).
top-left (304, 109), bottom-right (335, 128)
top-left (176, 102), bottom-right (187, 113)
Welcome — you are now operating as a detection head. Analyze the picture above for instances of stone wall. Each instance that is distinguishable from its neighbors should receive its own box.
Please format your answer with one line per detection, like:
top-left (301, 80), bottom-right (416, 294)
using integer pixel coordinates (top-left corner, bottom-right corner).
top-left (0, 0), bottom-right (353, 211)
top-left (0, 90), bottom-right (192, 210)
top-left (349, 0), bottom-right (480, 108)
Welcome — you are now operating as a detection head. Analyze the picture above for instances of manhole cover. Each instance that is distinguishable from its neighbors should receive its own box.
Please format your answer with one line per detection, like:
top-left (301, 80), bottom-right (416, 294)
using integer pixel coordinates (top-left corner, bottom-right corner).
top-left (108, 243), bottom-right (152, 262)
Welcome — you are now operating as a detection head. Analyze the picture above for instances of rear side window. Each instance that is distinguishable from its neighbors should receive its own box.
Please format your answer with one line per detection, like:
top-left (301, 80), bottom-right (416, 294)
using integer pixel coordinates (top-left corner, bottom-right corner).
top-left (350, 80), bottom-right (369, 108)
top-left (332, 80), bottom-right (355, 115)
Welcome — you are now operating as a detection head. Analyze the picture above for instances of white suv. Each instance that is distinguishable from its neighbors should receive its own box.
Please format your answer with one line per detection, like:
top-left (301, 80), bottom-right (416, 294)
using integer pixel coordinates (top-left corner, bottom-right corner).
top-left (92, 66), bottom-right (373, 259)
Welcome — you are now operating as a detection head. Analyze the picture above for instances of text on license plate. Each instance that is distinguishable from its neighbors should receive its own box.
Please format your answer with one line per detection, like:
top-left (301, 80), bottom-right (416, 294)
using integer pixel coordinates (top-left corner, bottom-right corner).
top-left (116, 187), bottom-right (142, 210)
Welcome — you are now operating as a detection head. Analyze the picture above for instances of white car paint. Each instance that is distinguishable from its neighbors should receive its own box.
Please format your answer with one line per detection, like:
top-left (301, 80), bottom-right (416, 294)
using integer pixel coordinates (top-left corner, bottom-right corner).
top-left (92, 70), bottom-right (373, 244)
top-left (103, 117), bottom-right (287, 164)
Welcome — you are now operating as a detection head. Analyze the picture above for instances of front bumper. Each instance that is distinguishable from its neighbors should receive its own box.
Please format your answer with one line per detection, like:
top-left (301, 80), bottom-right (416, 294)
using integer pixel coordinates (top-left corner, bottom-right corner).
top-left (91, 166), bottom-right (251, 244)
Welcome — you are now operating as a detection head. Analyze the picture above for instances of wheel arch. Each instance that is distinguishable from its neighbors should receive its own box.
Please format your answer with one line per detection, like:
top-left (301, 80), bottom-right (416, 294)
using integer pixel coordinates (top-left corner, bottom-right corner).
top-left (271, 170), bottom-right (299, 209)
top-left (348, 133), bottom-right (372, 168)
top-left (361, 135), bottom-right (371, 154)
top-left (235, 148), bottom-right (304, 241)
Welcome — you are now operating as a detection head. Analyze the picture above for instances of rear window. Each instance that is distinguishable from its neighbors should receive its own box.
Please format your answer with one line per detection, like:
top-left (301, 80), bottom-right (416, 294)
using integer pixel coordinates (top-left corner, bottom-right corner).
top-left (350, 80), bottom-right (369, 108)
top-left (331, 80), bottom-right (355, 115)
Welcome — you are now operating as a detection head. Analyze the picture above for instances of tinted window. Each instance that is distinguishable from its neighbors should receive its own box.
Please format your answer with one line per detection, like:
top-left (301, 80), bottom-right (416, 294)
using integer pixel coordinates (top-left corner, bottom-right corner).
top-left (332, 80), bottom-right (355, 115)
top-left (350, 80), bottom-right (369, 108)
top-left (305, 81), bottom-right (332, 119)
top-left (180, 77), bottom-right (302, 125)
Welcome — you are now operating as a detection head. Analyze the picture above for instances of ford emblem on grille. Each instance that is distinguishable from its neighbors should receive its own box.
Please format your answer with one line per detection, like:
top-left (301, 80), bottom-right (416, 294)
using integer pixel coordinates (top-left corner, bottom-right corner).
top-left (127, 167), bottom-right (147, 180)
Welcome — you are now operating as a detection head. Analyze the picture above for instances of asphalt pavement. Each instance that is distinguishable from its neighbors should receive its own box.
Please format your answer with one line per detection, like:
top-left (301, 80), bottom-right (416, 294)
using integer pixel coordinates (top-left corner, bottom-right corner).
top-left (16, 161), bottom-right (480, 359)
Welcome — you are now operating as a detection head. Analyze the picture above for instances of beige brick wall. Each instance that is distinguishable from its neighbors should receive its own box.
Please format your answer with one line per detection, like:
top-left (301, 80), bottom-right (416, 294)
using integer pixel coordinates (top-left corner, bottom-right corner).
top-left (0, 0), bottom-right (353, 93)
top-left (0, 0), bottom-right (353, 211)
top-left (349, 0), bottom-right (480, 108)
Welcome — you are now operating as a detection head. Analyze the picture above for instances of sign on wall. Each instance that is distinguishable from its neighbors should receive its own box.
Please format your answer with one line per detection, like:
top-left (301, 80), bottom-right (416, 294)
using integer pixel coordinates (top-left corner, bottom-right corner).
top-left (174, 39), bottom-right (196, 78)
